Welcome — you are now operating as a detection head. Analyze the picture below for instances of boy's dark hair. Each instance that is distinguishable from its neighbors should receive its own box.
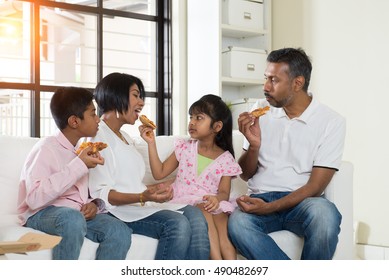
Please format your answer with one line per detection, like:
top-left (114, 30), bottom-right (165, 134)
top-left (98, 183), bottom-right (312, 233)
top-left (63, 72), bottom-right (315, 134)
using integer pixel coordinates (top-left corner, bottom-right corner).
top-left (189, 94), bottom-right (235, 157)
top-left (50, 87), bottom-right (94, 130)
top-left (94, 72), bottom-right (145, 115)
top-left (267, 47), bottom-right (312, 91)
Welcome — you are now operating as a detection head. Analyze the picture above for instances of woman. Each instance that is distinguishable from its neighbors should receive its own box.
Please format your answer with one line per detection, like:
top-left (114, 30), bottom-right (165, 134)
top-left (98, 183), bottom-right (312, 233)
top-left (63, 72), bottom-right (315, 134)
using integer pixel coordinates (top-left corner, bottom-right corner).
top-left (87, 72), bottom-right (210, 260)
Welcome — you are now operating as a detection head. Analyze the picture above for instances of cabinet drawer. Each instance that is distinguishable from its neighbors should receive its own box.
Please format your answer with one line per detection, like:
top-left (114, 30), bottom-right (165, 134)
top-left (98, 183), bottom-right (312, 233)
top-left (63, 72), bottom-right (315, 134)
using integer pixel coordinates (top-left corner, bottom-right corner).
top-left (222, 0), bottom-right (264, 30)
top-left (222, 47), bottom-right (267, 80)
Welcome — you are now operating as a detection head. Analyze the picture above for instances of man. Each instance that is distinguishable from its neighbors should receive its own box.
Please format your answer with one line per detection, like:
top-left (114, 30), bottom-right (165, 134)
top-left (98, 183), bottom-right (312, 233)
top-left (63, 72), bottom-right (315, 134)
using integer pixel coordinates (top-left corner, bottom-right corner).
top-left (228, 48), bottom-right (346, 260)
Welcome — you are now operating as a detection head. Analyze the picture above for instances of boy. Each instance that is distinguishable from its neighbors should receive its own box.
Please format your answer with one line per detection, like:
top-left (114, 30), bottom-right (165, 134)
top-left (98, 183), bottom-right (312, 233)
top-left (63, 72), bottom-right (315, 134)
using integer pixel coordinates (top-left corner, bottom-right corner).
top-left (17, 87), bottom-right (131, 260)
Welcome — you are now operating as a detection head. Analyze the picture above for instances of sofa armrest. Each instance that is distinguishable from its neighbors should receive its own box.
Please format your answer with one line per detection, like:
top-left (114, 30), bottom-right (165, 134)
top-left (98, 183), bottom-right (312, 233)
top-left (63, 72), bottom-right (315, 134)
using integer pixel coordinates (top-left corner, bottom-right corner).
top-left (324, 161), bottom-right (354, 259)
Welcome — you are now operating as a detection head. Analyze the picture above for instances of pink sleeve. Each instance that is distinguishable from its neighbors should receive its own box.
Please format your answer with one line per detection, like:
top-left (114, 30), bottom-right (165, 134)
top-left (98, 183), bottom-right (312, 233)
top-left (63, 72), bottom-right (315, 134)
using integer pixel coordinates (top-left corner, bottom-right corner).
top-left (222, 152), bottom-right (242, 178)
top-left (23, 145), bottom-right (88, 210)
top-left (173, 138), bottom-right (188, 162)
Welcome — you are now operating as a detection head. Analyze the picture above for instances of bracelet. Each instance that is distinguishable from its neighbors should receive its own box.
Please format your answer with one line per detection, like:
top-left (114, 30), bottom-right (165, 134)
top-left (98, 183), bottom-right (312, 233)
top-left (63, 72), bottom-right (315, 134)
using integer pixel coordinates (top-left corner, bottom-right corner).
top-left (139, 192), bottom-right (145, 206)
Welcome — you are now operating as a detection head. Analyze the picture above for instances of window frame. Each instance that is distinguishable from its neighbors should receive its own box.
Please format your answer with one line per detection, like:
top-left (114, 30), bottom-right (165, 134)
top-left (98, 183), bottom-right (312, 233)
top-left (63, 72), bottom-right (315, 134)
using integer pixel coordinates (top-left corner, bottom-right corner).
top-left (0, 0), bottom-right (172, 137)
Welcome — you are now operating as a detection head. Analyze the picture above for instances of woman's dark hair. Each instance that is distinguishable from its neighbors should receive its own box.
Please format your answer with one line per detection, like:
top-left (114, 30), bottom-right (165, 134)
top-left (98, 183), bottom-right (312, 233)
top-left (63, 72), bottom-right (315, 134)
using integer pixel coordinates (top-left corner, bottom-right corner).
top-left (189, 94), bottom-right (235, 157)
top-left (50, 86), bottom-right (93, 130)
top-left (94, 72), bottom-right (145, 115)
top-left (267, 47), bottom-right (312, 91)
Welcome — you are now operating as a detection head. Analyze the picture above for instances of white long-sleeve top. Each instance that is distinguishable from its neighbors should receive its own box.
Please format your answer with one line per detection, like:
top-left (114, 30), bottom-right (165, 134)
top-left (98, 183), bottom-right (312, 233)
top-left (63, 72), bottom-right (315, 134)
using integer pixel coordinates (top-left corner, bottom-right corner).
top-left (87, 121), bottom-right (185, 222)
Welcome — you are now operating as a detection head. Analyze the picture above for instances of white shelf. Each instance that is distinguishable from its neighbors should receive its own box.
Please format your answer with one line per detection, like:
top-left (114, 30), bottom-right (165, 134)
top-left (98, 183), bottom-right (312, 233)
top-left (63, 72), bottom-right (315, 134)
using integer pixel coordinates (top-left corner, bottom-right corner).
top-left (221, 24), bottom-right (267, 38)
top-left (220, 0), bottom-right (271, 102)
top-left (186, 0), bottom-right (271, 104)
top-left (221, 76), bottom-right (265, 86)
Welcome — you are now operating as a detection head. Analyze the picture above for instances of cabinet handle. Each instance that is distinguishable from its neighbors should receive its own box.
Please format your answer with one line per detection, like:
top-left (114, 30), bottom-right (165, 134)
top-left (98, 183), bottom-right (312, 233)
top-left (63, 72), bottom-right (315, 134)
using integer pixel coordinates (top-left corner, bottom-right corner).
top-left (244, 12), bottom-right (252, 20)
top-left (247, 64), bottom-right (255, 71)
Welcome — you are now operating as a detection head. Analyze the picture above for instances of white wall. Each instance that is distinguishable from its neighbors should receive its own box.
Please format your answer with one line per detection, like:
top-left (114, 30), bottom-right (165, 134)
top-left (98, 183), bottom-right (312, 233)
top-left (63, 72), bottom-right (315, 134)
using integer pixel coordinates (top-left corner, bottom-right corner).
top-left (186, 0), bottom-right (221, 108)
top-left (173, 0), bottom-right (221, 136)
top-left (172, 0), bottom-right (188, 135)
top-left (272, 0), bottom-right (389, 247)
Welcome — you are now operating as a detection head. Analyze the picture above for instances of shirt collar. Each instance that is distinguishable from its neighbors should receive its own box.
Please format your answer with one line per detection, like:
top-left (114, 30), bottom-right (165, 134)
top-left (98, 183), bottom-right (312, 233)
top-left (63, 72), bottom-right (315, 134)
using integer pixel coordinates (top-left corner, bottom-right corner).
top-left (271, 93), bottom-right (318, 124)
top-left (55, 130), bottom-right (77, 152)
top-left (296, 94), bottom-right (319, 124)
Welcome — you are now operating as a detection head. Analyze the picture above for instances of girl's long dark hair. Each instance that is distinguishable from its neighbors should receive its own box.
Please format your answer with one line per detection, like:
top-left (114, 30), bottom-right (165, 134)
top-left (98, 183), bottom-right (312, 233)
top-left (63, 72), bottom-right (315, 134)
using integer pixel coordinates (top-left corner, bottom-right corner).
top-left (189, 94), bottom-right (235, 157)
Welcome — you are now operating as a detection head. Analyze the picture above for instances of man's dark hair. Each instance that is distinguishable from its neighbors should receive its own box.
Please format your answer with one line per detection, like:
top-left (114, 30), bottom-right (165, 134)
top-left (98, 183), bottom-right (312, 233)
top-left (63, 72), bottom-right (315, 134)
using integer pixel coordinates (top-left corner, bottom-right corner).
top-left (50, 87), bottom-right (94, 130)
top-left (267, 48), bottom-right (312, 91)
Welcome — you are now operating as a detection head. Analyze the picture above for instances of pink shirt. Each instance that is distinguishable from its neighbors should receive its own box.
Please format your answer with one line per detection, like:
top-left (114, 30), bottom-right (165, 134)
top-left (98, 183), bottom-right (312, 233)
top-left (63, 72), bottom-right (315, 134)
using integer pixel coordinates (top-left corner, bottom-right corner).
top-left (17, 131), bottom-right (91, 225)
top-left (170, 138), bottom-right (242, 214)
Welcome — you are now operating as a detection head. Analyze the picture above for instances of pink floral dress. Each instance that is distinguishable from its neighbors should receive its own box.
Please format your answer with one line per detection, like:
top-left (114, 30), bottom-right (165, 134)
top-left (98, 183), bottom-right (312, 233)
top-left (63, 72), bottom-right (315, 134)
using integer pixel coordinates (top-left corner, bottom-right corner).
top-left (170, 138), bottom-right (242, 214)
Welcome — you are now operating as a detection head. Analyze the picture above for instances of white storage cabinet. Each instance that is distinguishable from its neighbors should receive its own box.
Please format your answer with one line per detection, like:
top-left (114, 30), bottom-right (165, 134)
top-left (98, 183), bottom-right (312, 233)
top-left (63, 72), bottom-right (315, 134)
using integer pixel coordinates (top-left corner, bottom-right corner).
top-left (221, 0), bottom-right (272, 102)
top-left (222, 47), bottom-right (267, 80)
top-left (222, 0), bottom-right (264, 30)
top-left (186, 0), bottom-right (271, 107)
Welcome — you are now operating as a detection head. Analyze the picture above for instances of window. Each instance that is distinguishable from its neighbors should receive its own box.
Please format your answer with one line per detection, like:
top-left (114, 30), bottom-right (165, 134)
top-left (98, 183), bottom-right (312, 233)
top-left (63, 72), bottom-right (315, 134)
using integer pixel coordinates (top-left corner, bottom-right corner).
top-left (0, 0), bottom-right (172, 137)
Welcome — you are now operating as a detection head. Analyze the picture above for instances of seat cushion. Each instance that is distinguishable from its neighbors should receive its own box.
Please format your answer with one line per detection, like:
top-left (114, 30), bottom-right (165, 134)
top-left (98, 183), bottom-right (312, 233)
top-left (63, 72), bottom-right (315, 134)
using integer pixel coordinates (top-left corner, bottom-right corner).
top-left (269, 230), bottom-right (304, 259)
top-left (0, 225), bottom-right (158, 260)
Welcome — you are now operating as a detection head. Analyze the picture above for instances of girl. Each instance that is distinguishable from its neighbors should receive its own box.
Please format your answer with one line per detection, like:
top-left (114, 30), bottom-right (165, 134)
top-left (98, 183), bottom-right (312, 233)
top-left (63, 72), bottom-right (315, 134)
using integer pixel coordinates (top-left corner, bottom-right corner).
top-left (140, 94), bottom-right (242, 260)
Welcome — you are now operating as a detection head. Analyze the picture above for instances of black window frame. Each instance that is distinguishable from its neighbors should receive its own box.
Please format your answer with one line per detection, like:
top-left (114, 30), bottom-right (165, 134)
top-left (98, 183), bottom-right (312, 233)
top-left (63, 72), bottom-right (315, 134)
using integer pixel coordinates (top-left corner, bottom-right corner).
top-left (0, 0), bottom-right (172, 137)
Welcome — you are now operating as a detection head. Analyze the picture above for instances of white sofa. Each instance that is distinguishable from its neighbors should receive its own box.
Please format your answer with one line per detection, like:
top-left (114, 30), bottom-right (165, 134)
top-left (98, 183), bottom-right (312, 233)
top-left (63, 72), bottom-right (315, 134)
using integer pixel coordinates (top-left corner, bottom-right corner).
top-left (0, 131), bottom-right (354, 259)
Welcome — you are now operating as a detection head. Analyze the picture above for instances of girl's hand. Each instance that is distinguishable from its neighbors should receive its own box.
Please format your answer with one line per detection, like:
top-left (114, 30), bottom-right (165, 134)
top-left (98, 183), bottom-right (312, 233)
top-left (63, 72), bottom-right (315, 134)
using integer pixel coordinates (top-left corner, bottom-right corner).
top-left (139, 125), bottom-right (155, 144)
top-left (202, 195), bottom-right (220, 212)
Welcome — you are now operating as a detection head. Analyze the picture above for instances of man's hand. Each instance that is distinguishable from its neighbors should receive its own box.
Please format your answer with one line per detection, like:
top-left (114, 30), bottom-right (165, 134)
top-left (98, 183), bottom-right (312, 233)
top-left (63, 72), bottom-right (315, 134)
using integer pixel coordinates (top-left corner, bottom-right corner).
top-left (236, 195), bottom-right (271, 215)
top-left (80, 202), bottom-right (98, 220)
top-left (238, 112), bottom-right (261, 149)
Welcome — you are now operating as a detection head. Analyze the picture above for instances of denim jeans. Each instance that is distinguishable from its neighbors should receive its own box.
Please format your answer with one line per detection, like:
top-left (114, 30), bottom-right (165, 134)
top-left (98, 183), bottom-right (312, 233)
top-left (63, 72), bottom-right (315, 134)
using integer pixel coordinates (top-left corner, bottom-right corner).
top-left (228, 192), bottom-right (342, 260)
top-left (26, 206), bottom-right (131, 260)
top-left (122, 205), bottom-right (210, 260)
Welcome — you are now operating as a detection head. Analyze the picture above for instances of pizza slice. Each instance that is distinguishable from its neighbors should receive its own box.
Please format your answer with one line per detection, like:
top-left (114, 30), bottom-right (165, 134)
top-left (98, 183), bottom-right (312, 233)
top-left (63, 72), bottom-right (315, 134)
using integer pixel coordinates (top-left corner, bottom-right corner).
top-left (139, 115), bottom-right (157, 129)
top-left (251, 106), bottom-right (270, 118)
top-left (139, 115), bottom-right (157, 136)
top-left (76, 142), bottom-right (108, 155)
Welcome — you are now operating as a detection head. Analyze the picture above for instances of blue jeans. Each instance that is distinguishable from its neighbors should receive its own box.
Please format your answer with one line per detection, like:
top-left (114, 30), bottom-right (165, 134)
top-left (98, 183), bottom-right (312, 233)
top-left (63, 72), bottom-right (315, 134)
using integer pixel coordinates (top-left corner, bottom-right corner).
top-left (121, 205), bottom-right (210, 260)
top-left (26, 206), bottom-right (131, 260)
top-left (228, 192), bottom-right (342, 260)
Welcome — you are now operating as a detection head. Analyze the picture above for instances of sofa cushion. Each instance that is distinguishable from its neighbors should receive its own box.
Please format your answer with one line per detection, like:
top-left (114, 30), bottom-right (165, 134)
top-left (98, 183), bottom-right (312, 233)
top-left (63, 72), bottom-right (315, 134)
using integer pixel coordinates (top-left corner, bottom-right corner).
top-left (269, 231), bottom-right (304, 259)
top-left (0, 177), bottom-right (20, 226)
top-left (133, 135), bottom-right (182, 185)
top-left (0, 136), bottom-right (39, 226)
top-left (0, 225), bottom-right (52, 259)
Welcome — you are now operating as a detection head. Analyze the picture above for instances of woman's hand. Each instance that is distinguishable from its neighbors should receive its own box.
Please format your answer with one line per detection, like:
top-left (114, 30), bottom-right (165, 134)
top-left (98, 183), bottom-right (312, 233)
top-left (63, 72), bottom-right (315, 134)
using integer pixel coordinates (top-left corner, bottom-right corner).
top-left (144, 183), bottom-right (174, 203)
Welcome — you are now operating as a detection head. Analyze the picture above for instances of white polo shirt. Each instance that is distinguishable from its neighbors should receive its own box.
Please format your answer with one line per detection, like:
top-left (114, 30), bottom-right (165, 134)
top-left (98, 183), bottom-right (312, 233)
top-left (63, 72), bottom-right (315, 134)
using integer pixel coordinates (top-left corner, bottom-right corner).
top-left (243, 96), bottom-right (346, 194)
